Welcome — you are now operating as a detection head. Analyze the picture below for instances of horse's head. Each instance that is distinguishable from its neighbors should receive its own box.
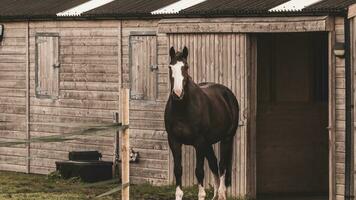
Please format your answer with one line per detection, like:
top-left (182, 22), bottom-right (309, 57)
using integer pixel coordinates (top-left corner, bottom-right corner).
top-left (169, 46), bottom-right (189, 100)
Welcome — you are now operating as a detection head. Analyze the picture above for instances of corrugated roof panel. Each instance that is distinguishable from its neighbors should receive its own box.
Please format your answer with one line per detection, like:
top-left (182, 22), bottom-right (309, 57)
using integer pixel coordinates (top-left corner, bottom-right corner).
top-left (181, 0), bottom-right (354, 15)
top-left (84, 0), bottom-right (179, 16)
top-left (269, 0), bottom-right (323, 12)
top-left (0, 0), bottom-right (88, 17)
top-left (181, 0), bottom-right (290, 14)
top-left (304, 0), bottom-right (355, 12)
top-left (57, 0), bottom-right (115, 16)
top-left (151, 0), bottom-right (207, 15)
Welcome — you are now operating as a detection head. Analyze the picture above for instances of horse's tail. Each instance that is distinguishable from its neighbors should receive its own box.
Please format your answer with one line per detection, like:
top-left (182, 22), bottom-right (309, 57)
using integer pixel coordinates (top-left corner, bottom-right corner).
top-left (223, 89), bottom-right (239, 187)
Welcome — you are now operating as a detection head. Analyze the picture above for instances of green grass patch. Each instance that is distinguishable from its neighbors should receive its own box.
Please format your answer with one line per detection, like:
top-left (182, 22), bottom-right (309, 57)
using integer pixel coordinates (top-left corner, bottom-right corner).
top-left (0, 171), bottom-right (246, 200)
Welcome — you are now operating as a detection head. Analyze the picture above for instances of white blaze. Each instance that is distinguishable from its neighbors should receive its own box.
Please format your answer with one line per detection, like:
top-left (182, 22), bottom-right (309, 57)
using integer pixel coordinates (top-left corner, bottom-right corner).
top-left (170, 61), bottom-right (185, 97)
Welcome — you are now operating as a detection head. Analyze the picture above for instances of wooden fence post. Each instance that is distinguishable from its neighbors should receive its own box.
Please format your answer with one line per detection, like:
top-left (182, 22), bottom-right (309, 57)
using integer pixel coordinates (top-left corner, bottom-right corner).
top-left (112, 112), bottom-right (119, 177)
top-left (121, 88), bottom-right (130, 200)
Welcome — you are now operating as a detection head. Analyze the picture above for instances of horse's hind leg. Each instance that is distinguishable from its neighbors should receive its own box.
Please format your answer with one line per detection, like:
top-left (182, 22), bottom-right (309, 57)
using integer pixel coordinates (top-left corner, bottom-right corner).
top-left (168, 137), bottom-right (183, 200)
top-left (206, 145), bottom-right (220, 200)
top-left (218, 136), bottom-right (234, 200)
top-left (195, 144), bottom-right (207, 200)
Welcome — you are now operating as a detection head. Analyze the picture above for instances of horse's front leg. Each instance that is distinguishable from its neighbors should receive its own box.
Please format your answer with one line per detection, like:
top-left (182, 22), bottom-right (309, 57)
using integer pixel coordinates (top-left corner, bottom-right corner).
top-left (195, 144), bottom-right (207, 200)
top-left (168, 137), bottom-right (183, 200)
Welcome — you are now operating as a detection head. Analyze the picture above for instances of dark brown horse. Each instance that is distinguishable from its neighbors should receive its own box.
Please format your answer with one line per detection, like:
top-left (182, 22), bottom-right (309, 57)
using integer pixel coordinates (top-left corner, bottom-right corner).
top-left (164, 47), bottom-right (239, 200)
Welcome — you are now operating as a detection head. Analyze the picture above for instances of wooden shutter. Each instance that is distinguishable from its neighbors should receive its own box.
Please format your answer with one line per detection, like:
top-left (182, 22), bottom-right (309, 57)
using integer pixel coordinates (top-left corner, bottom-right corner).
top-left (35, 34), bottom-right (59, 98)
top-left (130, 35), bottom-right (157, 100)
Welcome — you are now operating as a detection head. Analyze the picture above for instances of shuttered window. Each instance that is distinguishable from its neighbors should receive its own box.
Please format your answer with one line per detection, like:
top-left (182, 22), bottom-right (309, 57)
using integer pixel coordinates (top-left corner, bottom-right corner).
top-left (130, 35), bottom-right (158, 100)
top-left (35, 34), bottom-right (60, 98)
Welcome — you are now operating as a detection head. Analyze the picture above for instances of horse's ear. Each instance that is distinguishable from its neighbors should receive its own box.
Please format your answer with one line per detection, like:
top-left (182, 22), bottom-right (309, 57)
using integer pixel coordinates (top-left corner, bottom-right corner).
top-left (182, 46), bottom-right (188, 59)
top-left (169, 47), bottom-right (176, 59)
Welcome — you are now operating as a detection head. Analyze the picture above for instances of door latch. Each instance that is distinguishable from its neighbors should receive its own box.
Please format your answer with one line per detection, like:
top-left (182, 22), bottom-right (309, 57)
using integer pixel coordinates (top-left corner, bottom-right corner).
top-left (150, 64), bottom-right (158, 71)
top-left (53, 63), bottom-right (60, 68)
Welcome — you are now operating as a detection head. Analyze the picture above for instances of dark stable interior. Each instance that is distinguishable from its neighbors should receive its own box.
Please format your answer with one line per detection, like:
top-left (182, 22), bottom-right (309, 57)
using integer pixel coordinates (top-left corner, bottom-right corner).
top-left (256, 33), bottom-right (329, 199)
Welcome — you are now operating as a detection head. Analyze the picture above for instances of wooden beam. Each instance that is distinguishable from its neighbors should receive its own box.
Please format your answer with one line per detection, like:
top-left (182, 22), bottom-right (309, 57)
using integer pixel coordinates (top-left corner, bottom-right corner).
top-left (112, 112), bottom-right (119, 177)
top-left (121, 88), bottom-right (130, 200)
top-left (26, 20), bottom-right (30, 174)
top-left (348, 4), bottom-right (356, 19)
top-left (328, 19), bottom-right (337, 200)
top-left (158, 16), bottom-right (332, 33)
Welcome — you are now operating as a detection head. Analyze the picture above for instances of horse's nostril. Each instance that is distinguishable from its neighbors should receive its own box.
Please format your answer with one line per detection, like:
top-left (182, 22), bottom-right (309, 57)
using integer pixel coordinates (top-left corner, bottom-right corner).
top-left (174, 89), bottom-right (182, 97)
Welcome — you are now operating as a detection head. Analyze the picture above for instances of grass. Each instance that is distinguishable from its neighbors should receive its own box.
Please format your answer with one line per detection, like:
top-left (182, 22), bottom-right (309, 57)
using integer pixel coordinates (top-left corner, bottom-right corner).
top-left (0, 171), bottom-right (246, 200)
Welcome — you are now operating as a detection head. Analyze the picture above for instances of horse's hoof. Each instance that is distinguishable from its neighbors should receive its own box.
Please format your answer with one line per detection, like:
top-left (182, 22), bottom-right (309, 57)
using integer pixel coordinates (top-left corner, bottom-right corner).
top-left (217, 193), bottom-right (226, 200)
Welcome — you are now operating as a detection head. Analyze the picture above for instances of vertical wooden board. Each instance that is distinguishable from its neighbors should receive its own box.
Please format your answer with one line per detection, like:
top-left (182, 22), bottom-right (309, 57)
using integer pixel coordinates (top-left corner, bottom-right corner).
top-left (48, 37), bottom-right (54, 96)
top-left (248, 35), bottom-right (258, 198)
top-left (214, 35), bottom-right (219, 82)
top-left (197, 34), bottom-right (201, 84)
top-left (52, 36), bottom-right (59, 97)
top-left (149, 36), bottom-right (158, 99)
top-left (143, 37), bottom-right (148, 97)
top-left (201, 35), bottom-right (206, 83)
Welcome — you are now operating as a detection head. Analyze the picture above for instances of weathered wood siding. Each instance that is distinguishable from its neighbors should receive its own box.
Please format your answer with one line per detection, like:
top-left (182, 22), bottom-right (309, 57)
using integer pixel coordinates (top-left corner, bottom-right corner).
top-left (334, 17), bottom-right (346, 200)
top-left (0, 15), bottom-right (350, 200)
top-left (167, 33), bottom-right (249, 197)
top-left (121, 20), bottom-right (170, 185)
top-left (0, 22), bottom-right (28, 173)
top-left (27, 21), bottom-right (120, 174)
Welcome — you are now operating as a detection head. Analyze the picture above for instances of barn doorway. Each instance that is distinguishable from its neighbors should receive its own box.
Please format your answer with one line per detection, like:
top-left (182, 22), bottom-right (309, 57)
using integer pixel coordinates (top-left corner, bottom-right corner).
top-left (256, 33), bottom-right (329, 200)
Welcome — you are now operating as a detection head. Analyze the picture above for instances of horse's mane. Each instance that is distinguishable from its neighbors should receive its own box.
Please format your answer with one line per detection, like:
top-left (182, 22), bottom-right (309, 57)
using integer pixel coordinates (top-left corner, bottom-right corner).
top-left (198, 82), bottom-right (215, 88)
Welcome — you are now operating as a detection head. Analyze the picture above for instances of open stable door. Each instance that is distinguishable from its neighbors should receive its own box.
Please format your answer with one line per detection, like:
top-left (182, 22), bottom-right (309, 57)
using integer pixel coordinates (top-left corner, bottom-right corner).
top-left (254, 33), bottom-right (329, 199)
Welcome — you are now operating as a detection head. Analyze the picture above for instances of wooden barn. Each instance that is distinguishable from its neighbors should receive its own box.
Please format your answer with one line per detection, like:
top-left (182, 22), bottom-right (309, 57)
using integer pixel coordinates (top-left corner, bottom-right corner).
top-left (0, 0), bottom-right (356, 199)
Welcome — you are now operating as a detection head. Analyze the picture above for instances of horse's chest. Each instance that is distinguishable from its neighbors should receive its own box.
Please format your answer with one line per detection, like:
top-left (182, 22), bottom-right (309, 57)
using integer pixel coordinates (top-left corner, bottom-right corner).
top-left (168, 120), bottom-right (199, 144)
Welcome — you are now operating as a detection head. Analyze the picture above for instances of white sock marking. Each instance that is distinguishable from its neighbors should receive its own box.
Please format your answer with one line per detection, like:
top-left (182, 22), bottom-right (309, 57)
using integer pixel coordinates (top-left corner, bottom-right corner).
top-left (198, 184), bottom-right (206, 200)
top-left (212, 175), bottom-right (220, 200)
top-left (176, 186), bottom-right (184, 200)
top-left (218, 173), bottom-right (226, 200)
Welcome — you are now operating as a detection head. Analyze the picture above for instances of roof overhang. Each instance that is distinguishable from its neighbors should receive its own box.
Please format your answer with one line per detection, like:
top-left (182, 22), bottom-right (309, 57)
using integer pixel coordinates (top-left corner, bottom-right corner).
top-left (158, 15), bottom-right (334, 33)
top-left (348, 3), bottom-right (356, 19)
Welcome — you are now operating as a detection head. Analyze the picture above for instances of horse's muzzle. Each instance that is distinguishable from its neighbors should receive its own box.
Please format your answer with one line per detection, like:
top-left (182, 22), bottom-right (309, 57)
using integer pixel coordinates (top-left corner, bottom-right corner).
top-left (172, 90), bottom-right (184, 100)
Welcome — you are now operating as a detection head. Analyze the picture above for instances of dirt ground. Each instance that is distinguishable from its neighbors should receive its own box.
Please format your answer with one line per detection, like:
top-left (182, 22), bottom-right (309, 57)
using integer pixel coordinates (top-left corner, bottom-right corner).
top-left (0, 171), bottom-right (244, 200)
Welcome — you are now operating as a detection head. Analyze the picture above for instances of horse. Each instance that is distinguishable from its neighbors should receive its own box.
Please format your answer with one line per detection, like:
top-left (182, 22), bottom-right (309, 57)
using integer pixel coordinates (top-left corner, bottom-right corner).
top-left (164, 46), bottom-right (239, 200)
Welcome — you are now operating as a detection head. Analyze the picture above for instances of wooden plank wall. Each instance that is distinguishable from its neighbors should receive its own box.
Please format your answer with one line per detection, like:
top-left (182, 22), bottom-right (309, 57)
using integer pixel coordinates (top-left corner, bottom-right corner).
top-left (335, 16), bottom-right (346, 200)
top-left (0, 22), bottom-right (28, 173)
top-left (27, 21), bottom-right (120, 174)
top-left (121, 20), bottom-right (170, 185)
top-left (167, 33), bottom-right (248, 197)
top-left (0, 17), bottom-right (349, 200)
